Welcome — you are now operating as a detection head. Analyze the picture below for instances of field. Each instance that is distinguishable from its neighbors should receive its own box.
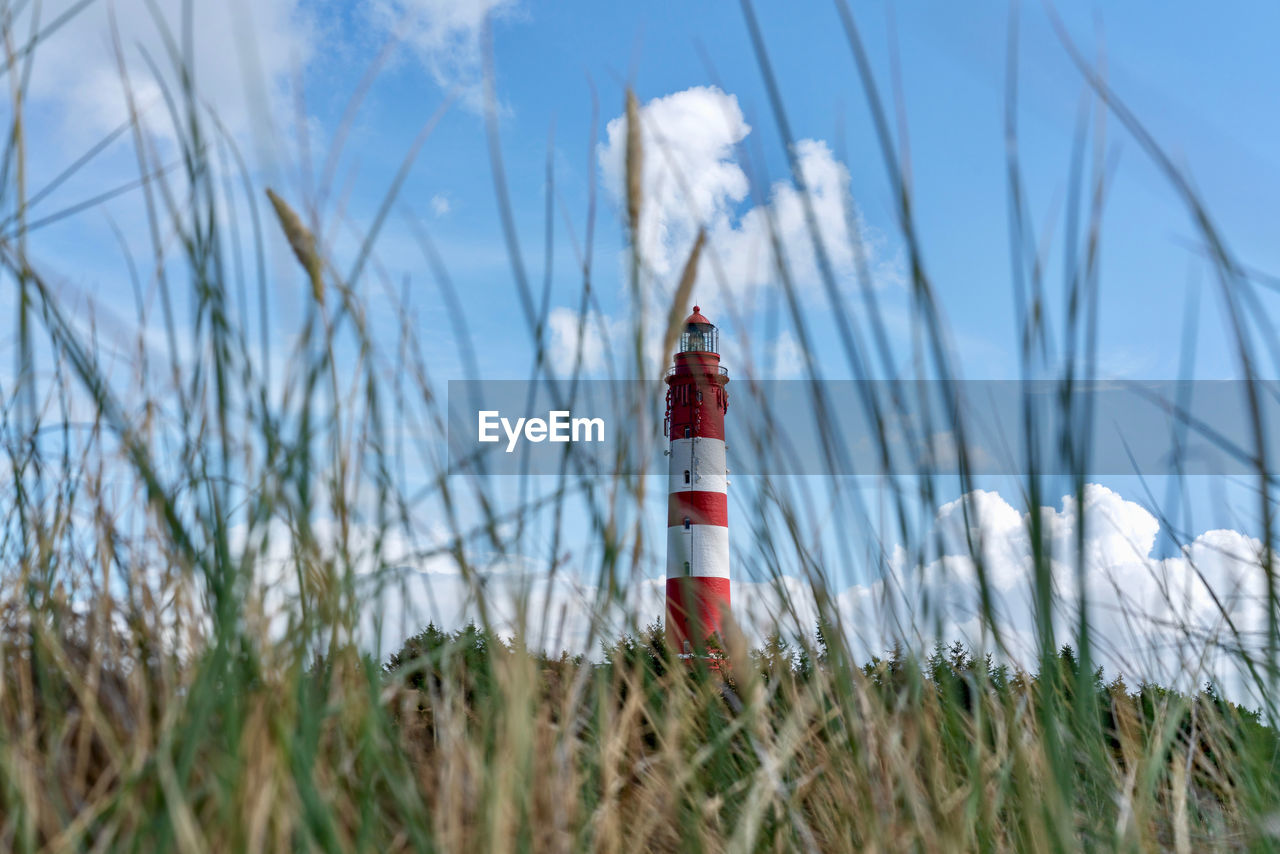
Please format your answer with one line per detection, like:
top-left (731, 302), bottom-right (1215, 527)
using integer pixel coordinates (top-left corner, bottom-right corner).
top-left (3, 2), bottom-right (1280, 851)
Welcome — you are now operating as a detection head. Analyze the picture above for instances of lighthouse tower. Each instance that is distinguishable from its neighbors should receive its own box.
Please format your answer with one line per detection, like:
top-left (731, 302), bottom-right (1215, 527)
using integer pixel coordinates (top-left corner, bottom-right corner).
top-left (665, 306), bottom-right (730, 652)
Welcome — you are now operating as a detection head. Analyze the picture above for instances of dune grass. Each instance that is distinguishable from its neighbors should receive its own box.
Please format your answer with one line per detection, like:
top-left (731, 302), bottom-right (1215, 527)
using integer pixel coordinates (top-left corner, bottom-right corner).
top-left (2, 1), bottom-right (1280, 851)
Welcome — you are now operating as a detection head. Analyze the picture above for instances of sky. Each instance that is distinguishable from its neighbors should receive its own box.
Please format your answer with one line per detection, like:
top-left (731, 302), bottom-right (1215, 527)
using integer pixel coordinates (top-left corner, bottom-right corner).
top-left (14, 0), bottom-right (1280, 383)
top-left (7, 0), bottom-right (1280, 691)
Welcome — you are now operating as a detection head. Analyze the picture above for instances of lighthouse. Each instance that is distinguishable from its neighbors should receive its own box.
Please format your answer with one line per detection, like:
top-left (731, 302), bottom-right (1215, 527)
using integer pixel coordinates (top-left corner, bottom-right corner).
top-left (665, 306), bottom-right (731, 652)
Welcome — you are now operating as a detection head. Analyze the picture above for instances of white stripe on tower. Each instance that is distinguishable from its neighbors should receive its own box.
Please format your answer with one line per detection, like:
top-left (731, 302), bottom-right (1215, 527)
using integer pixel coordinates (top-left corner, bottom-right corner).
top-left (666, 525), bottom-right (730, 578)
top-left (666, 438), bottom-right (727, 494)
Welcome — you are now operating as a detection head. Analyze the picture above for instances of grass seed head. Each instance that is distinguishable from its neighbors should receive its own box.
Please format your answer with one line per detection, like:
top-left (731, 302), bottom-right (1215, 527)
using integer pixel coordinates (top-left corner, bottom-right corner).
top-left (266, 188), bottom-right (324, 305)
top-left (625, 89), bottom-right (644, 240)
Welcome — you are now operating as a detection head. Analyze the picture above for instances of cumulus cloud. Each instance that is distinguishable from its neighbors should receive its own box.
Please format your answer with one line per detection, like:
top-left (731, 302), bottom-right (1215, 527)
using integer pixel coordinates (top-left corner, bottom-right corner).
top-left (552, 86), bottom-right (902, 377)
top-left (17, 0), bottom-right (314, 143)
top-left (837, 484), bottom-right (1271, 702)
top-left (600, 86), bottom-right (752, 279)
top-left (598, 86), bottom-right (900, 297)
top-left (338, 483), bottom-right (1276, 707)
top-left (367, 0), bottom-right (519, 111)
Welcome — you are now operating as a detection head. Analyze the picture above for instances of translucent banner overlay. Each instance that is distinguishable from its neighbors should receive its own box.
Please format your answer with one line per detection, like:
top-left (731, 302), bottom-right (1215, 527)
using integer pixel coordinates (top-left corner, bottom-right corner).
top-left (447, 380), bottom-right (1280, 477)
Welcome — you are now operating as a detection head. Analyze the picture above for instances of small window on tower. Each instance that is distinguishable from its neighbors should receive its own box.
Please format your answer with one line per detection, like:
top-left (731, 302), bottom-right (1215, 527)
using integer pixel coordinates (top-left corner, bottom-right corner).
top-left (684, 470), bottom-right (690, 484)
top-left (684, 426), bottom-right (691, 438)
top-left (697, 391), bottom-right (703, 402)
top-left (683, 561), bottom-right (691, 575)
top-left (683, 517), bottom-right (691, 530)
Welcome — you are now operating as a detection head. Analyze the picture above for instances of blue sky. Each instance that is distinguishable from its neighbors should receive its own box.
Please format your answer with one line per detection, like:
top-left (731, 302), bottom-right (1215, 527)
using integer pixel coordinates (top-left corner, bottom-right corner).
top-left (8, 0), bottom-right (1280, 675)
top-left (319, 0), bottom-right (1279, 390)
top-left (15, 0), bottom-right (1280, 386)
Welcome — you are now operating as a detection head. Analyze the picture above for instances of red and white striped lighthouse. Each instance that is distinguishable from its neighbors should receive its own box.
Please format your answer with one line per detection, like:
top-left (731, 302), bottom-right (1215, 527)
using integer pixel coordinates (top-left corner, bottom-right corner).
top-left (665, 306), bottom-right (730, 652)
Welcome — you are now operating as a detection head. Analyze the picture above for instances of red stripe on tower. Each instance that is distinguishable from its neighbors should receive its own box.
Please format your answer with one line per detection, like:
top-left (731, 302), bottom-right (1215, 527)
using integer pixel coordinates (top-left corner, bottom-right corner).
top-left (665, 305), bottom-right (730, 653)
top-left (667, 491), bottom-right (728, 528)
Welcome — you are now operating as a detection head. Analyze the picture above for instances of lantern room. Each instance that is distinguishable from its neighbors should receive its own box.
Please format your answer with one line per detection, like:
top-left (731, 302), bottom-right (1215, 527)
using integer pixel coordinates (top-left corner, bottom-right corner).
top-left (679, 306), bottom-right (718, 354)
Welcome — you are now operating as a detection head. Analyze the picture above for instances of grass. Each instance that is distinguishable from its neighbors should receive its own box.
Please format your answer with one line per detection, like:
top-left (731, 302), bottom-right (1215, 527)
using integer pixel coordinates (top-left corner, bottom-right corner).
top-left (2, 0), bottom-right (1280, 851)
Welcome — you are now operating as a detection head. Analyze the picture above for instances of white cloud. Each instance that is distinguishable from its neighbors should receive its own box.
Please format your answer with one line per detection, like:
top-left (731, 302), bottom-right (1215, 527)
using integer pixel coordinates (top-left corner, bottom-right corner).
top-left (17, 0), bottom-right (315, 145)
top-left (718, 327), bottom-right (808, 380)
top-left (337, 483), bottom-right (1277, 707)
top-left (546, 305), bottom-right (628, 376)
top-left (367, 0), bottom-right (519, 111)
top-left (430, 192), bottom-right (452, 216)
top-left (551, 86), bottom-right (902, 378)
top-left (600, 86), bottom-right (752, 279)
top-left (362, 561), bottom-right (665, 656)
top-left (835, 484), bottom-right (1272, 702)
top-left (598, 86), bottom-right (900, 299)
top-left (714, 138), bottom-right (857, 291)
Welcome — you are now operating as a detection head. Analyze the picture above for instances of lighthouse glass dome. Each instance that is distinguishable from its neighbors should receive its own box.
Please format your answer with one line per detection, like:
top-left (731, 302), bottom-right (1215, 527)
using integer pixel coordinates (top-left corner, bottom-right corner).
top-left (679, 307), bottom-right (718, 354)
